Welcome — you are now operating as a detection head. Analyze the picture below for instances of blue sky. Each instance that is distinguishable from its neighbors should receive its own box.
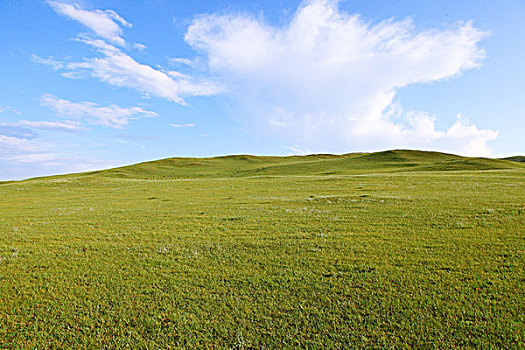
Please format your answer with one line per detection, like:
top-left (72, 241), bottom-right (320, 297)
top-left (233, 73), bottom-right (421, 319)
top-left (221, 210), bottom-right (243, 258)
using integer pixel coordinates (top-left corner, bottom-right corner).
top-left (1, 0), bottom-right (524, 180)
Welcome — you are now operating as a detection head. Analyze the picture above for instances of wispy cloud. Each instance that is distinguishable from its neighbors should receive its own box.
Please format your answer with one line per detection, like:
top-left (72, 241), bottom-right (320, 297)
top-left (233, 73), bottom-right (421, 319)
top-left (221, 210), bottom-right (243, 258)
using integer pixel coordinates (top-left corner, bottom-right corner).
top-left (185, 0), bottom-right (496, 156)
top-left (0, 150), bottom-right (120, 180)
top-left (0, 123), bottom-right (120, 180)
top-left (34, 38), bottom-right (219, 104)
top-left (1, 152), bottom-right (118, 170)
top-left (284, 146), bottom-right (308, 155)
top-left (133, 43), bottom-right (146, 51)
top-left (170, 123), bottom-right (195, 128)
top-left (0, 126), bottom-right (37, 140)
top-left (31, 55), bottom-right (65, 70)
top-left (41, 1), bottom-right (219, 105)
top-left (0, 134), bottom-right (40, 154)
top-left (40, 93), bottom-right (157, 129)
top-left (19, 120), bottom-right (85, 131)
top-left (47, 1), bottom-right (131, 47)
top-left (115, 133), bottom-right (158, 141)
top-left (0, 105), bottom-right (22, 115)
top-left (168, 57), bottom-right (201, 70)
top-left (1, 120), bottom-right (85, 132)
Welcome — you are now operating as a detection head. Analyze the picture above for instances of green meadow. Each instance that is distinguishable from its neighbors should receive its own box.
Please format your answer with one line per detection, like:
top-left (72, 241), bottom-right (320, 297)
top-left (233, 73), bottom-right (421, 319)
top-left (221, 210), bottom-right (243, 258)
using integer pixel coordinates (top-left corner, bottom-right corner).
top-left (0, 150), bottom-right (524, 348)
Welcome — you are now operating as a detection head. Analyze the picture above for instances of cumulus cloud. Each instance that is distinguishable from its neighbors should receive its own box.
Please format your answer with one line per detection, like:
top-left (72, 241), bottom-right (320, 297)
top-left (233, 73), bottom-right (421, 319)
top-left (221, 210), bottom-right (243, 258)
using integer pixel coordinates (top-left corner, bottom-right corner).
top-left (185, 0), bottom-right (496, 155)
top-left (40, 93), bottom-right (157, 129)
top-left (47, 1), bottom-right (130, 46)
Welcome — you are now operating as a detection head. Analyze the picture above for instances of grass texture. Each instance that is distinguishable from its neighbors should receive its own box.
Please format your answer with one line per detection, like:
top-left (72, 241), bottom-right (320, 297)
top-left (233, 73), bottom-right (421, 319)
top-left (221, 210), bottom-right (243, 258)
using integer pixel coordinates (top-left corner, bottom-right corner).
top-left (0, 150), bottom-right (524, 348)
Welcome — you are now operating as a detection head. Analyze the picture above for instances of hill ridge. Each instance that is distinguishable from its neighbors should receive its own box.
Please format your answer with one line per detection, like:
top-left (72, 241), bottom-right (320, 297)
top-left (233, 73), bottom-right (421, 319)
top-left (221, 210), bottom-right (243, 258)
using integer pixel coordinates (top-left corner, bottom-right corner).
top-left (11, 149), bottom-right (522, 182)
top-left (502, 156), bottom-right (525, 163)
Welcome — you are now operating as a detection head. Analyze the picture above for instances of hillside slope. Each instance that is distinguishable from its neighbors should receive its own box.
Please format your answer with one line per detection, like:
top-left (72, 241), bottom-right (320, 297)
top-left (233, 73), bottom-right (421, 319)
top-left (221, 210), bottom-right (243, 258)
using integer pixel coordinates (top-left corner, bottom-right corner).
top-left (20, 149), bottom-right (524, 182)
top-left (503, 156), bottom-right (525, 163)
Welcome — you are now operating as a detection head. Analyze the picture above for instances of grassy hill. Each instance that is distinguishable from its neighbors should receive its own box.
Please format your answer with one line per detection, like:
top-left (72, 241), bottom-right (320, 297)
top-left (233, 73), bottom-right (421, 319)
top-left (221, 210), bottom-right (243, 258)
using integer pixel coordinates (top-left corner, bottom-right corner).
top-left (1, 150), bottom-right (524, 348)
top-left (503, 155), bottom-right (525, 163)
top-left (28, 149), bottom-right (523, 182)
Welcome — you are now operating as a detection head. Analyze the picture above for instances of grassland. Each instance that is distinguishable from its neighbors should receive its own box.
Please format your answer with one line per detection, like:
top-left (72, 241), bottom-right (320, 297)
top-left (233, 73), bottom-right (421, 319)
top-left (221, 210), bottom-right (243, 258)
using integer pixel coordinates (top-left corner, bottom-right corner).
top-left (0, 150), bottom-right (524, 348)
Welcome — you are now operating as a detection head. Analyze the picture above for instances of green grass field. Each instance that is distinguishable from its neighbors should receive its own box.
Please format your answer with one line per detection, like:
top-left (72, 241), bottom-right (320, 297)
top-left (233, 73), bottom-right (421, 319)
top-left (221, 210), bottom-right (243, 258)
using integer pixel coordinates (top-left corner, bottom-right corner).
top-left (1, 150), bottom-right (524, 348)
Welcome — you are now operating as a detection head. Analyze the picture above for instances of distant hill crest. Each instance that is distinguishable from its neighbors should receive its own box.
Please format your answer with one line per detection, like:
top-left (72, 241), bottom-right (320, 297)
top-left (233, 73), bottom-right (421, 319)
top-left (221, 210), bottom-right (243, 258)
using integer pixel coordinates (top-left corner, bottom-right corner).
top-left (15, 149), bottom-right (524, 182)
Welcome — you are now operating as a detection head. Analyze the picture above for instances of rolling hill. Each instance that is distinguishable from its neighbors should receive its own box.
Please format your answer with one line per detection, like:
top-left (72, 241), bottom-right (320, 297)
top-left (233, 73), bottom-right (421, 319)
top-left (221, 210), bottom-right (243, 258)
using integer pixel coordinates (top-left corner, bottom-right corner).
top-left (1, 149), bottom-right (524, 348)
top-left (24, 149), bottom-right (524, 182)
top-left (502, 155), bottom-right (525, 163)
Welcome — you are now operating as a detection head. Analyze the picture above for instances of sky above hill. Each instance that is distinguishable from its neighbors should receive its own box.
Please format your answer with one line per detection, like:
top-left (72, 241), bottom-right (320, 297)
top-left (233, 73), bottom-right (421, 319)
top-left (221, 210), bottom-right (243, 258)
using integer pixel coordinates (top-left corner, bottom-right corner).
top-left (1, 0), bottom-right (524, 180)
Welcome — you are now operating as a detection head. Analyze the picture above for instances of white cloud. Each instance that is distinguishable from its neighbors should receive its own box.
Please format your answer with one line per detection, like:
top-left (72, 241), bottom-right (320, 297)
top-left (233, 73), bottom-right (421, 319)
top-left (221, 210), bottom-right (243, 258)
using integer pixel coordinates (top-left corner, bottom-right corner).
top-left (39, 2), bottom-right (220, 105)
top-left (34, 37), bottom-right (219, 104)
top-left (0, 134), bottom-right (39, 154)
top-left (0, 134), bottom-right (56, 179)
top-left (170, 123), bottom-right (195, 128)
top-left (185, 0), bottom-right (496, 156)
top-left (74, 35), bottom-right (121, 53)
top-left (437, 114), bottom-right (499, 155)
top-left (284, 146), bottom-right (308, 155)
top-left (0, 105), bottom-right (21, 115)
top-left (133, 43), bottom-right (146, 51)
top-left (0, 151), bottom-right (120, 181)
top-left (31, 55), bottom-right (65, 71)
top-left (1, 120), bottom-right (85, 132)
top-left (168, 57), bottom-right (201, 70)
top-left (41, 1), bottom-right (220, 105)
top-left (40, 93), bottom-right (157, 129)
top-left (0, 133), bottom-right (121, 180)
top-left (18, 120), bottom-right (85, 131)
top-left (0, 123), bottom-right (123, 180)
top-left (1, 153), bottom-right (117, 170)
top-left (47, 1), bottom-right (130, 46)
